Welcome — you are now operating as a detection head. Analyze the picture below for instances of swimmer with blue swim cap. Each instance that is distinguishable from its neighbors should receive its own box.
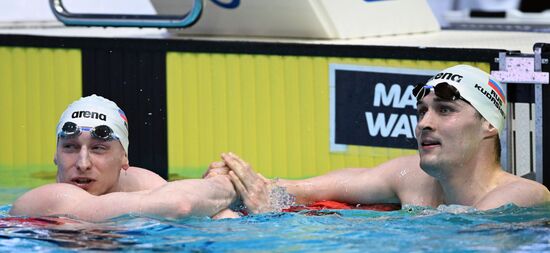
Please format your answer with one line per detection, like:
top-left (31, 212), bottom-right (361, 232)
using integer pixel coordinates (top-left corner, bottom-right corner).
top-left (212, 65), bottom-right (549, 213)
top-left (11, 95), bottom-right (237, 221)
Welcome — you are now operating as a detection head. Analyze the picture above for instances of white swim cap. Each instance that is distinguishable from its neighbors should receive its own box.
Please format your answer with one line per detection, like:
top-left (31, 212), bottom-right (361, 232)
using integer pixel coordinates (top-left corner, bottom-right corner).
top-left (56, 94), bottom-right (129, 154)
top-left (424, 65), bottom-right (506, 132)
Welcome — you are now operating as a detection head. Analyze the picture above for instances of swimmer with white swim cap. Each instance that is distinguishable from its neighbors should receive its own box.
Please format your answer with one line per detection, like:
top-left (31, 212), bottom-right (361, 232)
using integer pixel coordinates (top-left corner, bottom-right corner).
top-left (413, 64), bottom-right (507, 165)
top-left (56, 94), bottom-right (130, 156)
top-left (210, 65), bottom-right (549, 213)
top-left (11, 95), bottom-right (238, 221)
top-left (52, 94), bottom-right (162, 195)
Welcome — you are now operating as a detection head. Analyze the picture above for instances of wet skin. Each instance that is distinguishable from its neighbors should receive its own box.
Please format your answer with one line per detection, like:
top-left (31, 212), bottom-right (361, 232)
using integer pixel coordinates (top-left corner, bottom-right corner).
top-left (55, 132), bottom-right (129, 195)
top-left (415, 93), bottom-right (487, 180)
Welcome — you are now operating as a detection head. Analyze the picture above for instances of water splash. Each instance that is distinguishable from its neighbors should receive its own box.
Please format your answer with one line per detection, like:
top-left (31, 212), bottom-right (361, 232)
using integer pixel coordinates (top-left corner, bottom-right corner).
top-left (268, 179), bottom-right (296, 212)
top-left (402, 204), bottom-right (477, 216)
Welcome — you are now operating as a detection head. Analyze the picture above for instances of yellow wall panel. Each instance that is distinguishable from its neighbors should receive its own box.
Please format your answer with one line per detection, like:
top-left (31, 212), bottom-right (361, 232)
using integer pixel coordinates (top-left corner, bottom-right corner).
top-left (225, 54), bottom-right (243, 156)
top-left (240, 55), bottom-right (258, 172)
top-left (0, 47), bottom-right (81, 188)
top-left (269, 56), bottom-right (287, 178)
top-left (283, 56), bottom-right (301, 179)
top-left (166, 51), bottom-right (489, 179)
top-left (12, 48), bottom-right (28, 167)
top-left (255, 56), bottom-right (272, 176)
top-left (196, 54), bottom-right (215, 167)
top-left (0, 48), bottom-right (13, 168)
top-left (211, 54), bottom-right (229, 157)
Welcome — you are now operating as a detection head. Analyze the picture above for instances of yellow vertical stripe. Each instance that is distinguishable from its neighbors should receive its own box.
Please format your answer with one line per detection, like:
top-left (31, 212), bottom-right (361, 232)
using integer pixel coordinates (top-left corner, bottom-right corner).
top-left (166, 53), bottom-right (184, 175)
top-left (196, 54), bottom-right (214, 166)
top-left (0, 47), bottom-right (14, 167)
top-left (297, 57), bottom-right (316, 177)
top-left (27, 48), bottom-right (41, 165)
top-left (39, 49), bottom-right (55, 166)
top-left (181, 53), bottom-right (200, 171)
top-left (269, 56), bottom-right (287, 178)
top-left (255, 56), bottom-right (272, 176)
top-left (240, 55), bottom-right (258, 172)
top-left (12, 48), bottom-right (28, 167)
top-left (312, 57), bottom-right (331, 176)
top-left (283, 56), bottom-right (301, 179)
top-left (211, 54), bottom-right (229, 157)
top-left (226, 54), bottom-right (243, 156)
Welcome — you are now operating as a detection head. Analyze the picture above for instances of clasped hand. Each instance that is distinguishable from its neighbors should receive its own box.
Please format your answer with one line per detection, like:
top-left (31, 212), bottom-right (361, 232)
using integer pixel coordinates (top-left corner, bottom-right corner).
top-left (204, 152), bottom-right (274, 214)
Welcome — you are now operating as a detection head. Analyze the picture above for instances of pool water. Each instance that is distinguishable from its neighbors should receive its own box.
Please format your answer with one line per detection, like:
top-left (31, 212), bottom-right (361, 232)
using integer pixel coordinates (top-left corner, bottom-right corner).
top-left (0, 187), bottom-right (28, 206)
top-left (1, 204), bottom-right (549, 252)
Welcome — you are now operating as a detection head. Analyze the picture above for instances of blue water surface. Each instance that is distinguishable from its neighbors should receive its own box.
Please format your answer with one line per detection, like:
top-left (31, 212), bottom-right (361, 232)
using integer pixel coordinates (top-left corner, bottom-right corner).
top-left (1, 204), bottom-right (549, 252)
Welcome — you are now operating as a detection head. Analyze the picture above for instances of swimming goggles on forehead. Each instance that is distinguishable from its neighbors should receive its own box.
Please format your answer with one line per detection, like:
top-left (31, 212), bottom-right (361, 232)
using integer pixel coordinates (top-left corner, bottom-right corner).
top-left (58, 121), bottom-right (119, 141)
top-left (412, 82), bottom-right (467, 102)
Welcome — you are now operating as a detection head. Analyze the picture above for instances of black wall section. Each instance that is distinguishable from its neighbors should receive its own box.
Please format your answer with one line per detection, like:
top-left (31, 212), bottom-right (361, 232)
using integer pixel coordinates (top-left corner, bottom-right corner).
top-left (82, 47), bottom-right (168, 179)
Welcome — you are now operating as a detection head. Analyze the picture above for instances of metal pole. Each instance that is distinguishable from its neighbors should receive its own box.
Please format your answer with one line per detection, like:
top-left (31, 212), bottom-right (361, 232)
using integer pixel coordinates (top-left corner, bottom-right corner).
top-left (533, 45), bottom-right (544, 183)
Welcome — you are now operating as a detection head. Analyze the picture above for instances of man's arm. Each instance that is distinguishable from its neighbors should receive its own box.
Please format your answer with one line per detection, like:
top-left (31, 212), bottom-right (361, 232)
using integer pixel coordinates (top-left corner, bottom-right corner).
top-left (279, 167), bottom-right (398, 205)
top-left (10, 176), bottom-right (236, 222)
top-left (118, 166), bottom-right (168, 191)
top-left (222, 153), bottom-right (416, 213)
top-left (278, 156), bottom-right (419, 205)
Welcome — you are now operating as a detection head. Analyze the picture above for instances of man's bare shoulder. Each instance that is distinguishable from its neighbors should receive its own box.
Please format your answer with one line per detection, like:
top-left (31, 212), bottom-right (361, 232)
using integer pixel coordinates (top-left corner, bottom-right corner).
top-left (374, 154), bottom-right (420, 171)
top-left (499, 176), bottom-right (550, 204)
top-left (120, 167), bottom-right (167, 191)
top-left (476, 174), bottom-right (550, 210)
top-left (127, 166), bottom-right (166, 180)
top-left (378, 155), bottom-right (442, 205)
top-left (10, 183), bottom-right (90, 216)
top-left (375, 154), bottom-right (431, 183)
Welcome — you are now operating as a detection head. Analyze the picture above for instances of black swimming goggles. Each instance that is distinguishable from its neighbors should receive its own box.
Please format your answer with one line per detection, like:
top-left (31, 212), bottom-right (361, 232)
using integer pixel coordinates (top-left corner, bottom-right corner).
top-left (58, 121), bottom-right (119, 141)
top-left (412, 82), bottom-right (467, 102)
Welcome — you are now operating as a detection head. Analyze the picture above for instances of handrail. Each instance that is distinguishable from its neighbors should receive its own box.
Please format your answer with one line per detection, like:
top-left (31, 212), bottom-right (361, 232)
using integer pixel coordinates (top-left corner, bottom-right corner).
top-left (49, 0), bottom-right (203, 28)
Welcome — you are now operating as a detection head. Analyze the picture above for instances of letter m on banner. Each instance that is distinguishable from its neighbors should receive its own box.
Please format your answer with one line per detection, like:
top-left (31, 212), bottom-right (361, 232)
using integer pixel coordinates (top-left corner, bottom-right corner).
top-left (329, 64), bottom-right (438, 152)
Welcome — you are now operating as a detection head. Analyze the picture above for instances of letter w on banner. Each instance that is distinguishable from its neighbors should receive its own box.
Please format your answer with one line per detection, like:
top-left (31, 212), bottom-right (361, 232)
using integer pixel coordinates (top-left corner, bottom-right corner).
top-left (329, 64), bottom-right (437, 152)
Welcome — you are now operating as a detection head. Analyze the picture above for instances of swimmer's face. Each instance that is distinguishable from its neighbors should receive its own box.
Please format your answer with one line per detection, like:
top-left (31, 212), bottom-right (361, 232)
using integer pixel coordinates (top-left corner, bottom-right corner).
top-left (415, 93), bottom-right (486, 177)
top-left (55, 131), bottom-right (129, 195)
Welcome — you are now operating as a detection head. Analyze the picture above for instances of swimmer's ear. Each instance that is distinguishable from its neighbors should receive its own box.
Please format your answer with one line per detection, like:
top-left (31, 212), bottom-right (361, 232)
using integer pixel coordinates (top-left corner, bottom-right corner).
top-left (482, 120), bottom-right (498, 139)
top-left (122, 154), bottom-right (130, 170)
top-left (53, 154), bottom-right (58, 165)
